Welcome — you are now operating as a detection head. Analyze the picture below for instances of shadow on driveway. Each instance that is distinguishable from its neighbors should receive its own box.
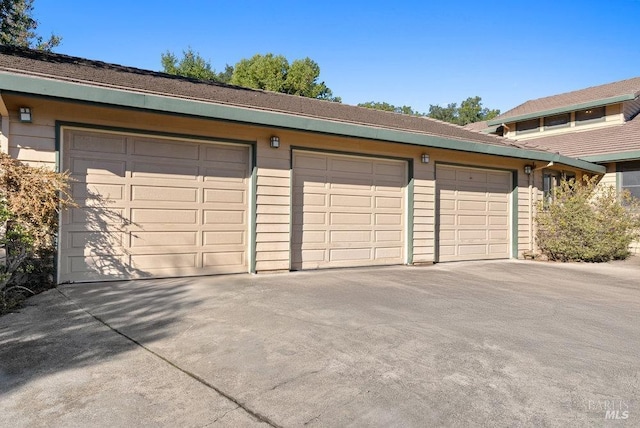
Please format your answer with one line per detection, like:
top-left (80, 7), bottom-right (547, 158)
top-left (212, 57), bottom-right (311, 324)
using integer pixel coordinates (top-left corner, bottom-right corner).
top-left (1, 261), bottom-right (639, 426)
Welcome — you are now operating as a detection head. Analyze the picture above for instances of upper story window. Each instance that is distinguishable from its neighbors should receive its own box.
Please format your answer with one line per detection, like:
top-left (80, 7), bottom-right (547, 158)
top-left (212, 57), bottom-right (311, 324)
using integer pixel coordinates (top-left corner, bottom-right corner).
top-left (516, 118), bottom-right (540, 134)
top-left (575, 106), bottom-right (605, 125)
top-left (620, 161), bottom-right (640, 200)
top-left (544, 113), bottom-right (570, 129)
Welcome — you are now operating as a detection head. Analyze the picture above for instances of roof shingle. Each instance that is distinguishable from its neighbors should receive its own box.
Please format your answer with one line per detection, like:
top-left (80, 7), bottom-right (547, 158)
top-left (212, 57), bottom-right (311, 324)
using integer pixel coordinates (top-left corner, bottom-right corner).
top-left (495, 77), bottom-right (640, 122)
top-left (0, 45), bottom-right (536, 151)
top-left (522, 114), bottom-right (640, 159)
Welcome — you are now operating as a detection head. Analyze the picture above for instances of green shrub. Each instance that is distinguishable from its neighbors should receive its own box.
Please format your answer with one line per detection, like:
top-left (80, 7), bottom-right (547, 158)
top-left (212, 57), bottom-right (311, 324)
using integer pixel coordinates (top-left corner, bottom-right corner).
top-left (535, 176), bottom-right (640, 262)
top-left (0, 153), bottom-right (74, 313)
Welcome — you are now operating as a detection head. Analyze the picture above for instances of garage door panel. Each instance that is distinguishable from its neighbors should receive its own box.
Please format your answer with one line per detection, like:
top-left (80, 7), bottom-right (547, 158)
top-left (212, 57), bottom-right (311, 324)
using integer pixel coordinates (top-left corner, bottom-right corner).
top-left (204, 189), bottom-right (245, 204)
top-left (292, 151), bottom-right (406, 270)
top-left (437, 165), bottom-right (511, 262)
top-left (60, 130), bottom-right (249, 282)
top-left (330, 230), bottom-right (371, 243)
top-left (331, 158), bottom-right (373, 174)
top-left (131, 161), bottom-right (198, 180)
top-left (329, 179), bottom-right (373, 189)
top-left (70, 133), bottom-right (127, 153)
top-left (131, 253), bottom-right (197, 270)
top-left (131, 231), bottom-right (198, 247)
top-left (132, 185), bottom-right (198, 202)
top-left (330, 212), bottom-right (372, 225)
top-left (329, 247), bottom-right (372, 262)
top-left (489, 215), bottom-right (508, 226)
top-left (131, 138), bottom-right (199, 160)
top-left (203, 145), bottom-right (249, 163)
top-left (72, 183), bottom-right (124, 200)
top-left (458, 215), bottom-right (487, 226)
top-left (330, 194), bottom-right (371, 207)
top-left (295, 154), bottom-right (328, 170)
top-left (375, 196), bottom-right (402, 209)
top-left (203, 210), bottom-right (246, 225)
top-left (69, 255), bottom-right (129, 276)
top-left (72, 158), bottom-right (126, 178)
top-left (375, 213), bottom-right (403, 225)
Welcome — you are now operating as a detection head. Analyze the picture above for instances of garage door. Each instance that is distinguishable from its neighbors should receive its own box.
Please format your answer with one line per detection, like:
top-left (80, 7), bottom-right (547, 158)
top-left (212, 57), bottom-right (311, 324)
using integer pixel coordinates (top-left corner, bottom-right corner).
top-left (59, 129), bottom-right (250, 282)
top-left (437, 165), bottom-right (512, 262)
top-left (292, 151), bottom-right (406, 270)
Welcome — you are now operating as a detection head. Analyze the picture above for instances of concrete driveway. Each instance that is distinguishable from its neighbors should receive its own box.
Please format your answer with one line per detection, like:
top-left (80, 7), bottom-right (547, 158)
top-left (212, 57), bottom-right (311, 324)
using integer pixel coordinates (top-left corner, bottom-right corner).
top-left (1, 259), bottom-right (639, 427)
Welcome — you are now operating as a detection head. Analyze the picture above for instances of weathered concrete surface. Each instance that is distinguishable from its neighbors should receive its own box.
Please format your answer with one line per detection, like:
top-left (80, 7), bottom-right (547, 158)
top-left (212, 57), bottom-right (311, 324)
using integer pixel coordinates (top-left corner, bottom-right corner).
top-left (1, 259), bottom-right (639, 427)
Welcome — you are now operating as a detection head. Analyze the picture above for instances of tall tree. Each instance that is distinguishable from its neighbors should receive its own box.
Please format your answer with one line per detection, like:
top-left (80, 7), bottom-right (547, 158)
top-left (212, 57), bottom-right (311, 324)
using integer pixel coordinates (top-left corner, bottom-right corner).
top-left (358, 101), bottom-right (424, 116)
top-left (0, 0), bottom-right (61, 50)
top-left (161, 47), bottom-right (232, 83)
top-left (230, 53), bottom-right (340, 102)
top-left (428, 96), bottom-right (499, 126)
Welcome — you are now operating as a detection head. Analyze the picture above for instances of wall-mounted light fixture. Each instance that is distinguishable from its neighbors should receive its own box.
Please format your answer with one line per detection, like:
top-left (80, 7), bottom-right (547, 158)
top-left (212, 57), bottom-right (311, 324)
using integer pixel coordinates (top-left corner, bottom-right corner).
top-left (19, 107), bottom-right (32, 123)
top-left (270, 136), bottom-right (280, 148)
top-left (421, 153), bottom-right (430, 164)
top-left (524, 165), bottom-right (533, 175)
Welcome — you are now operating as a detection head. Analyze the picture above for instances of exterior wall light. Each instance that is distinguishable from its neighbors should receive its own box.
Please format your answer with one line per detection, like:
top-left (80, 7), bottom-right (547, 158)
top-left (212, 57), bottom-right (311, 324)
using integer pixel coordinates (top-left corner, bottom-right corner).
top-left (270, 136), bottom-right (280, 148)
top-left (524, 165), bottom-right (533, 175)
top-left (421, 154), bottom-right (430, 164)
top-left (19, 107), bottom-right (32, 123)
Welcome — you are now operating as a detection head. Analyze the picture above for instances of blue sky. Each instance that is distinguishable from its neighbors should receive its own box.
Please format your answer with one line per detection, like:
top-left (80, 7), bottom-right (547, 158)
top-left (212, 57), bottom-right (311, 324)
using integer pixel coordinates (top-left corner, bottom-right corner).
top-left (35, 0), bottom-right (640, 114)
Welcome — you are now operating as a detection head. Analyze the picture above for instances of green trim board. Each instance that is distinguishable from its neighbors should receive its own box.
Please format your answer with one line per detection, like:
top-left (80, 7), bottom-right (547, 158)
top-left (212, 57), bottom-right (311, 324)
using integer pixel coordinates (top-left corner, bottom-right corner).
top-left (488, 94), bottom-right (637, 126)
top-left (580, 151), bottom-right (640, 163)
top-left (250, 147), bottom-right (258, 274)
top-left (290, 147), bottom-right (414, 266)
top-left (511, 170), bottom-right (519, 259)
top-left (0, 73), bottom-right (605, 174)
top-left (434, 161), bottom-right (519, 261)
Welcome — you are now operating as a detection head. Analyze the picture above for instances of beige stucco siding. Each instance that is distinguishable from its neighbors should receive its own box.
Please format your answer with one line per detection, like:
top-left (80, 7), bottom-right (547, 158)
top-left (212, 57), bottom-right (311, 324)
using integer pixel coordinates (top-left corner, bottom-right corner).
top-left (1, 94), bottom-right (547, 279)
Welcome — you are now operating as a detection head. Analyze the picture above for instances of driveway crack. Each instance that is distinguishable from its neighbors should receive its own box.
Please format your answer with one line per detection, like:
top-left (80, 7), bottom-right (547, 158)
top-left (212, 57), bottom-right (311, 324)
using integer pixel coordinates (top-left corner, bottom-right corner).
top-left (56, 288), bottom-right (282, 428)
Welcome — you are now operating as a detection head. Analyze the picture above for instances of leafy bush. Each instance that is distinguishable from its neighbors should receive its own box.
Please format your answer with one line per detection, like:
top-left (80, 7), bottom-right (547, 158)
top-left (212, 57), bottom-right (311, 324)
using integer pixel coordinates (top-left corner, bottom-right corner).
top-left (0, 153), bottom-right (74, 312)
top-left (535, 175), bottom-right (640, 262)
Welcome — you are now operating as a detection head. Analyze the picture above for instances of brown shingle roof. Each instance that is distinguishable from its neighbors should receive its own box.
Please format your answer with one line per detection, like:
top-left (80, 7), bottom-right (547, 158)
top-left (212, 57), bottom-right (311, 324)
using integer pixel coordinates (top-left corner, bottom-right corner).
top-left (462, 121), bottom-right (489, 132)
top-left (522, 114), bottom-right (640, 159)
top-left (0, 45), bottom-right (537, 151)
top-left (495, 77), bottom-right (640, 122)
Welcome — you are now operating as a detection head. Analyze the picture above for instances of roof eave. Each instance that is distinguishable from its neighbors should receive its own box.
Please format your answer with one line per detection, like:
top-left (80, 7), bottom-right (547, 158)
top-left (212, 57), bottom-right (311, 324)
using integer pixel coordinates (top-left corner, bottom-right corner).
top-left (0, 72), bottom-right (605, 174)
top-left (487, 94), bottom-right (638, 126)
top-left (579, 151), bottom-right (640, 163)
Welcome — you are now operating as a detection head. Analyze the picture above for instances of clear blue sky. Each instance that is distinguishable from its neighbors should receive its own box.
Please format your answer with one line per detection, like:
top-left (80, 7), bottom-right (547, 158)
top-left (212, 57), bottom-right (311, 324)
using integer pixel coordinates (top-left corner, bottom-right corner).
top-left (35, 0), bottom-right (640, 113)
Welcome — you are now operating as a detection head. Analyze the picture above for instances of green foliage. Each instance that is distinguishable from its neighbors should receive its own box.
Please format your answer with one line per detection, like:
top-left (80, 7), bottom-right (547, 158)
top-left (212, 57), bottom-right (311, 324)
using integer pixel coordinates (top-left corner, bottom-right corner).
top-left (0, 0), bottom-right (61, 51)
top-left (161, 47), bottom-right (232, 83)
top-left (535, 176), bottom-right (640, 262)
top-left (0, 153), bottom-right (74, 313)
top-left (357, 101), bottom-right (424, 116)
top-left (427, 96), bottom-right (500, 126)
top-left (230, 53), bottom-right (340, 101)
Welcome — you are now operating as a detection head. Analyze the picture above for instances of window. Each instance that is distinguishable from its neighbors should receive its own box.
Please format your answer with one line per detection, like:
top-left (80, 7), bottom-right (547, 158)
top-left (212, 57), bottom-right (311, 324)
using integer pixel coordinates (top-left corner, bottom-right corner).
top-left (543, 171), bottom-right (576, 205)
top-left (544, 113), bottom-right (570, 129)
top-left (620, 161), bottom-right (640, 200)
top-left (575, 106), bottom-right (605, 124)
top-left (516, 118), bottom-right (540, 134)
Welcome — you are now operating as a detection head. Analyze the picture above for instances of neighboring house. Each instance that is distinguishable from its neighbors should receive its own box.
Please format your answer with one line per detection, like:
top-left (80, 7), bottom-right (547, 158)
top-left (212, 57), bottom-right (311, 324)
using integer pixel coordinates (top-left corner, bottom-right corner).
top-left (485, 77), bottom-right (640, 252)
top-left (0, 46), bottom-right (605, 283)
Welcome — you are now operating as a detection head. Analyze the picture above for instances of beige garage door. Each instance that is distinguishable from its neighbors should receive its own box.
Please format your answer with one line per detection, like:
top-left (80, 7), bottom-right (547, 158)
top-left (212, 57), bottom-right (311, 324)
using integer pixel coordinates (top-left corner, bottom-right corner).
top-left (292, 151), bottom-right (406, 270)
top-left (59, 129), bottom-right (250, 282)
top-left (437, 165), bottom-right (512, 262)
